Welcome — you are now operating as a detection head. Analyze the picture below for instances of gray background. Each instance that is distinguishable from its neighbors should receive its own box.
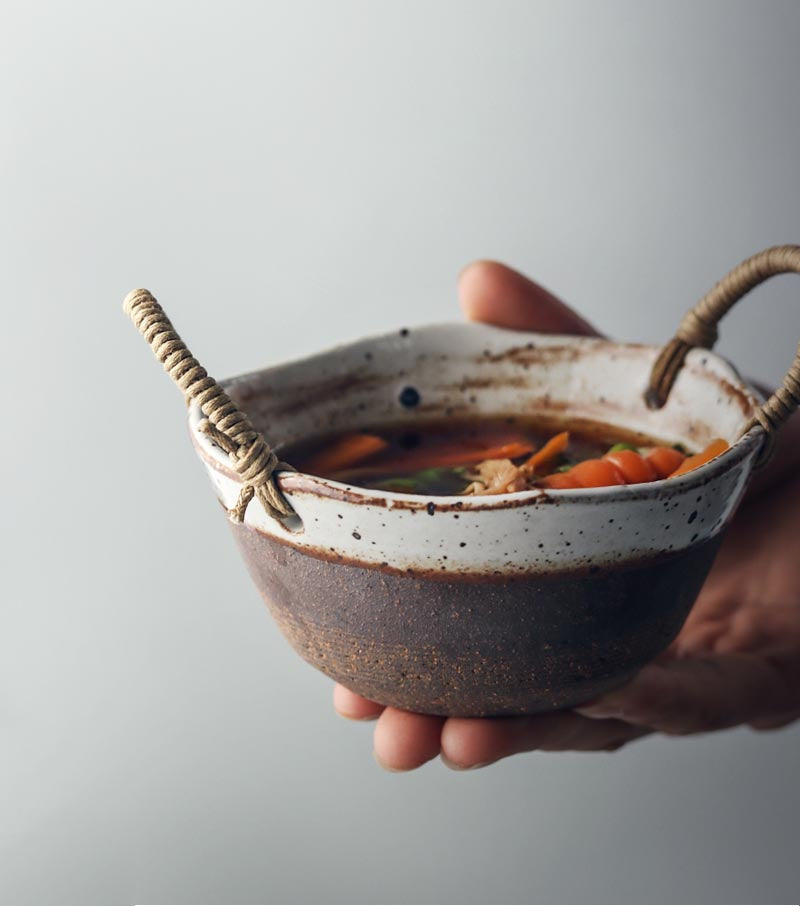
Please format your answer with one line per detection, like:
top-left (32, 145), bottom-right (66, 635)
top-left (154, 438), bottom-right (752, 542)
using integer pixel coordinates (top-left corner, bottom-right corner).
top-left (2, 1), bottom-right (799, 903)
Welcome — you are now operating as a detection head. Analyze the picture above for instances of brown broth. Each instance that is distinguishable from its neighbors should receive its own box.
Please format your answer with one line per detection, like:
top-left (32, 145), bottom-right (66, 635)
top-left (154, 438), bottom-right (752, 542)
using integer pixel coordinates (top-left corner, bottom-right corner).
top-left (284, 416), bottom-right (679, 496)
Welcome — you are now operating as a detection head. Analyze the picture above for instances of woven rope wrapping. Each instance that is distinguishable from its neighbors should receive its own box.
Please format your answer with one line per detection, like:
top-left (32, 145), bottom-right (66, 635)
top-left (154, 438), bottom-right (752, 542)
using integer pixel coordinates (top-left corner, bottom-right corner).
top-left (123, 288), bottom-right (295, 524)
top-left (646, 245), bottom-right (800, 465)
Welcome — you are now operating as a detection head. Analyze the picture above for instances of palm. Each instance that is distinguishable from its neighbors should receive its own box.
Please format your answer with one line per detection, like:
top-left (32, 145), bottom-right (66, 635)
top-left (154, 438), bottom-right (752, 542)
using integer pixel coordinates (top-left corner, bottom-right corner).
top-left (679, 477), bottom-right (800, 658)
top-left (333, 261), bottom-right (800, 770)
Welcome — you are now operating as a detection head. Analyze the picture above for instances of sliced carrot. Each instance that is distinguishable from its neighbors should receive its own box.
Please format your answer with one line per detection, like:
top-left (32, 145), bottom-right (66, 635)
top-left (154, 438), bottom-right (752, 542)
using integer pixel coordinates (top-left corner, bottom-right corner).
top-left (604, 449), bottom-right (658, 485)
top-left (523, 431), bottom-right (570, 474)
top-left (668, 438), bottom-right (729, 478)
top-left (647, 446), bottom-right (685, 479)
top-left (304, 433), bottom-right (389, 475)
top-left (569, 458), bottom-right (626, 488)
top-left (540, 471), bottom-right (584, 489)
top-left (397, 433), bottom-right (527, 458)
top-left (330, 441), bottom-right (534, 478)
top-left (405, 441), bottom-right (534, 470)
top-left (457, 431), bottom-right (531, 450)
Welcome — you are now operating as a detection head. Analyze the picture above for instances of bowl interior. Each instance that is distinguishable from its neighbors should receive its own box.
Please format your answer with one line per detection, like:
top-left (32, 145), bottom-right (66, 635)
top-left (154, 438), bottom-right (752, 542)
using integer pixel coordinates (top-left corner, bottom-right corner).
top-left (187, 322), bottom-right (764, 574)
top-left (218, 322), bottom-right (762, 476)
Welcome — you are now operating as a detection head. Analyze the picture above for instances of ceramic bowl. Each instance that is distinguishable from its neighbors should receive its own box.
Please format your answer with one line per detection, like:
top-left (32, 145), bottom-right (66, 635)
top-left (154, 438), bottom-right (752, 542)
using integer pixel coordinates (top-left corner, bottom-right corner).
top-left (189, 323), bottom-right (764, 716)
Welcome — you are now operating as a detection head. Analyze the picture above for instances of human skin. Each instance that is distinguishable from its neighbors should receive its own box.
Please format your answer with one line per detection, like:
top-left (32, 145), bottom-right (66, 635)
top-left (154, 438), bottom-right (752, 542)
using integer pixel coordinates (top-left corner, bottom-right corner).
top-left (332, 261), bottom-right (800, 771)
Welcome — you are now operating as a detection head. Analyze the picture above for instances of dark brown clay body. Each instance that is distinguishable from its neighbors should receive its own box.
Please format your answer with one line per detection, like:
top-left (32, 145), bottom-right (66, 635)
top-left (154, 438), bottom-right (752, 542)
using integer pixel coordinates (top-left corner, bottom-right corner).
top-left (231, 523), bottom-right (721, 716)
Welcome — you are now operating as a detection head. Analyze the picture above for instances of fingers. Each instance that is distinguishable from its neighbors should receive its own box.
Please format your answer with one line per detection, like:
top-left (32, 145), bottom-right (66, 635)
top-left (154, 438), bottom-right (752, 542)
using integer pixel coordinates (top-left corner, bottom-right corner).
top-left (333, 684), bottom-right (384, 721)
top-left (712, 603), bottom-right (800, 655)
top-left (339, 649), bottom-right (800, 772)
top-left (333, 689), bottom-right (444, 772)
top-left (440, 712), bottom-right (649, 769)
top-left (371, 708), bottom-right (648, 773)
top-left (576, 651), bottom-right (800, 735)
top-left (671, 619), bottom-right (729, 656)
top-left (749, 709), bottom-right (800, 730)
top-left (458, 260), bottom-right (599, 337)
top-left (745, 410), bottom-right (800, 497)
top-left (373, 708), bottom-right (445, 772)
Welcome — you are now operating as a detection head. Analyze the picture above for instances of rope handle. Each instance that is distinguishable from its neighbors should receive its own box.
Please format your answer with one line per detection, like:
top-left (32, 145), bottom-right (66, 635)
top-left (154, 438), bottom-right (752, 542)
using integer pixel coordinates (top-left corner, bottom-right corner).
top-left (646, 245), bottom-right (800, 464)
top-left (123, 289), bottom-right (295, 524)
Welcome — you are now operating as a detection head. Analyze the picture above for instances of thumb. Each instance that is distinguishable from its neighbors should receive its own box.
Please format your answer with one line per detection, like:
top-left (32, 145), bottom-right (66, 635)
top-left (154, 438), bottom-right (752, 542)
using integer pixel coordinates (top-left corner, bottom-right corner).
top-left (459, 260), bottom-right (600, 337)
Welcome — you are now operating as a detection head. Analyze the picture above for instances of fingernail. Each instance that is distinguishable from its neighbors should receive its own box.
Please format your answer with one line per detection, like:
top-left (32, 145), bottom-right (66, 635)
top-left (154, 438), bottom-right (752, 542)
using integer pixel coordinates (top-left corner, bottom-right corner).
top-left (336, 711), bottom-right (379, 722)
top-left (441, 754), bottom-right (494, 771)
top-left (373, 751), bottom-right (409, 773)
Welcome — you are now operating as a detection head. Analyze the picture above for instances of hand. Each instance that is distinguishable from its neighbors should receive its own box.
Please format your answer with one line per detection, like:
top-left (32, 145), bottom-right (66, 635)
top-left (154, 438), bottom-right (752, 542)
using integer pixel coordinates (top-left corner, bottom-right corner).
top-left (333, 261), bottom-right (800, 770)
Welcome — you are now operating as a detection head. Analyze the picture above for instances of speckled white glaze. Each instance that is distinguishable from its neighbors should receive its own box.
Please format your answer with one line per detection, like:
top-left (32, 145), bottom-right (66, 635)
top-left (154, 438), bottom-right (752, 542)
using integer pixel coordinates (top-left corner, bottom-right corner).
top-left (188, 323), bottom-right (765, 575)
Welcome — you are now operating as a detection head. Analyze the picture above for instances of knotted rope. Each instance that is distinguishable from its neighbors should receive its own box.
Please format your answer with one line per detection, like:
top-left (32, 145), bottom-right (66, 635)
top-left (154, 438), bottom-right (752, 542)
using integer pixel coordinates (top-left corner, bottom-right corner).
top-left (123, 289), bottom-right (295, 524)
top-left (646, 245), bottom-right (800, 465)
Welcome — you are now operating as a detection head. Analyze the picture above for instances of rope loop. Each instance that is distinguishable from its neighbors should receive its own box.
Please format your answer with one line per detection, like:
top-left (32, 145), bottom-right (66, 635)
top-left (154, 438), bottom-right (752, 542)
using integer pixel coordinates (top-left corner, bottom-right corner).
top-left (124, 288), bottom-right (295, 524)
top-left (646, 245), bottom-right (800, 466)
top-left (675, 309), bottom-right (719, 350)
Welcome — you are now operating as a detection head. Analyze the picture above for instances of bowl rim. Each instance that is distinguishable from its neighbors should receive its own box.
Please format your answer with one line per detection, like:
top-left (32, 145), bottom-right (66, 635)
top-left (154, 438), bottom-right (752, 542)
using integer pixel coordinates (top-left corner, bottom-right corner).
top-left (190, 322), bottom-right (766, 512)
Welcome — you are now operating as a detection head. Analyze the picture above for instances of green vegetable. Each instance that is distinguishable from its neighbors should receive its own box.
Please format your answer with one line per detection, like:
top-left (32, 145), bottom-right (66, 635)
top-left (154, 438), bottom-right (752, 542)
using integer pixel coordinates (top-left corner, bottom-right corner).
top-left (372, 466), bottom-right (470, 495)
top-left (372, 477), bottom-right (419, 491)
top-left (607, 442), bottom-right (638, 453)
top-left (411, 467), bottom-right (461, 482)
top-left (556, 463), bottom-right (574, 473)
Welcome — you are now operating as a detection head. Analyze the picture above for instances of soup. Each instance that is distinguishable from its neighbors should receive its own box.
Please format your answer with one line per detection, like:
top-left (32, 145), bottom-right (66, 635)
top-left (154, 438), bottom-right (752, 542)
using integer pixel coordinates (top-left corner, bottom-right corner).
top-left (285, 416), bottom-right (730, 496)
